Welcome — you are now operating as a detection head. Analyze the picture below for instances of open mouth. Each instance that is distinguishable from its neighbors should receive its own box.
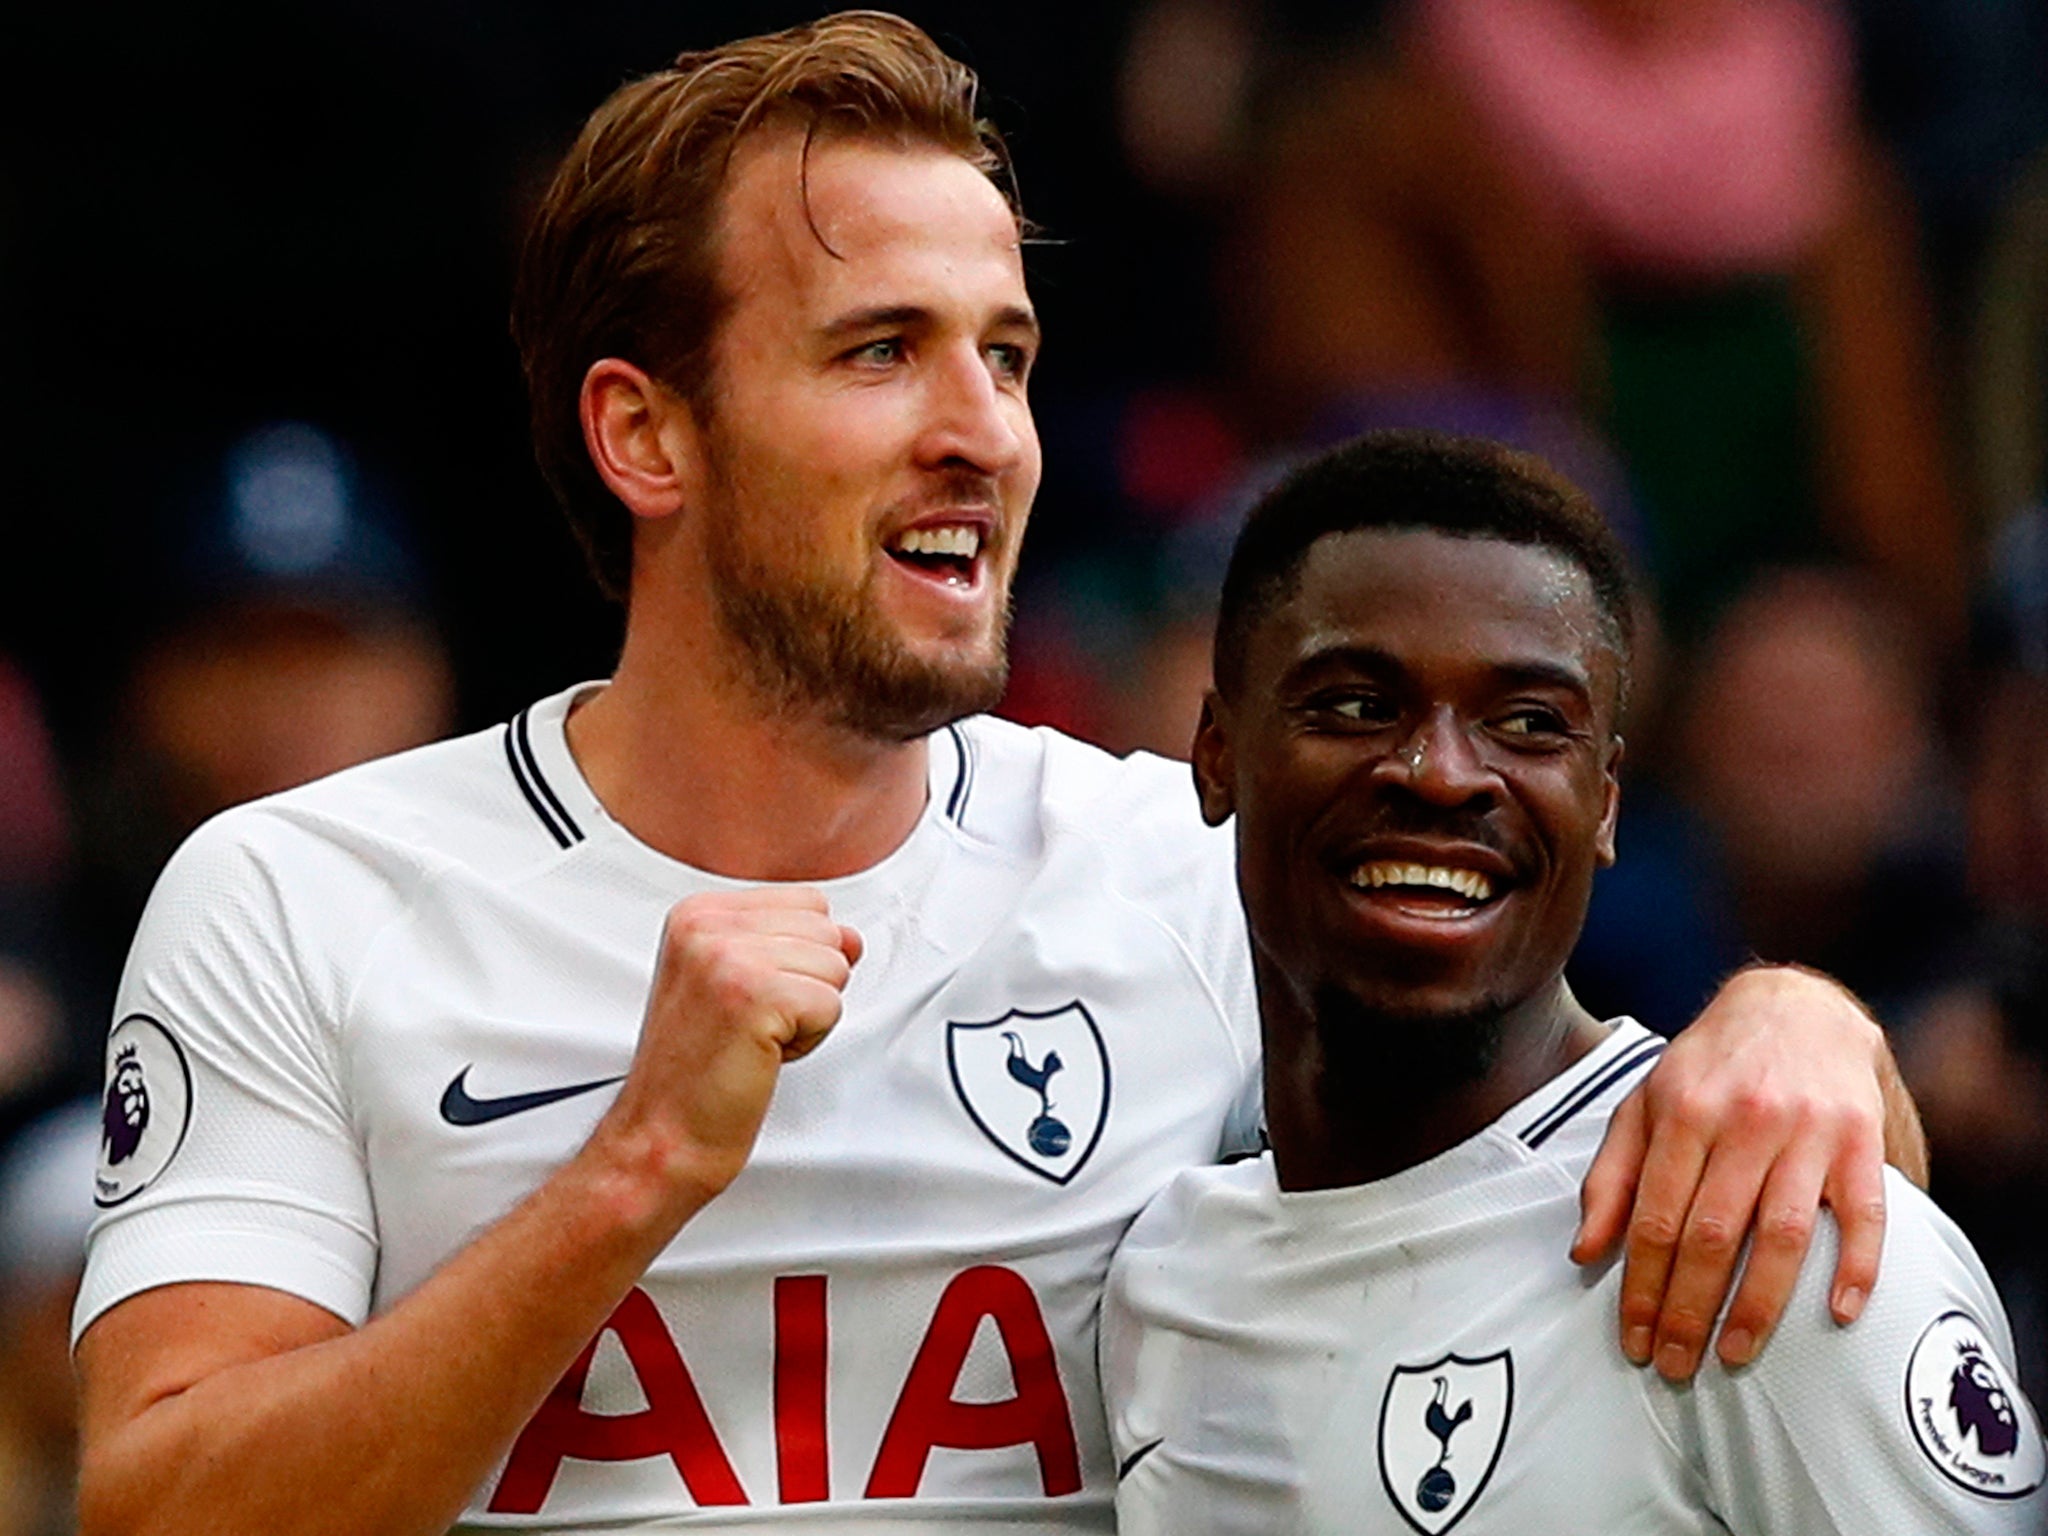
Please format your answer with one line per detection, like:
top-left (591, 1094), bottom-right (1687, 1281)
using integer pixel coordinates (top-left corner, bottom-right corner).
top-left (887, 524), bottom-right (984, 588)
top-left (1347, 860), bottom-right (1500, 919)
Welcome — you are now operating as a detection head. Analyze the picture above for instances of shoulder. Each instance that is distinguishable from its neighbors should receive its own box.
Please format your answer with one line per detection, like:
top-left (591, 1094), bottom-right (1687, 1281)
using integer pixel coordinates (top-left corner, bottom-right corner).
top-left (250, 712), bottom-right (573, 878)
top-left (948, 718), bottom-right (1219, 855)
top-left (170, 706), bottom-right (575, 900)
top-left (1110, 1158), bottom-right (1273, 1303)
top-left (948, 717), bottom-right (1237, 922)
top-left (1663, 1170), bottom-right (2046, 1525)
top-left (1748, 1169), bottom-right (2023, 1382)
top-left (128, 711), bottom-right (570, 1004)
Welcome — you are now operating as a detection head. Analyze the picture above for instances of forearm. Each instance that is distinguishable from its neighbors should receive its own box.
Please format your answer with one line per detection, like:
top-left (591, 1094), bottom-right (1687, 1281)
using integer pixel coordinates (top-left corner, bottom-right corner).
top-left (78, 1128), bottom-right (714, 1536)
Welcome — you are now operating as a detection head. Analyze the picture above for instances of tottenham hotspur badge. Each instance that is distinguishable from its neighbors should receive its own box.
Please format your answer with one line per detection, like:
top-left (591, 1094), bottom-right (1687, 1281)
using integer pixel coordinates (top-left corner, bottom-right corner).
top-left (1378, 1350), bottom-right (1513, 1535)
top-left (946, 1002), bottom-right (1110, 1184)
top-left (95, 1014), bottom-right (194, 1207)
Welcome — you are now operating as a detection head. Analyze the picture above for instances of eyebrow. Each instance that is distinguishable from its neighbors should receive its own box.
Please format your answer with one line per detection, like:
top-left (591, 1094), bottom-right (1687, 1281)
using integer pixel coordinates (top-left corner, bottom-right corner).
top-left (1489, 658), bottom-right (1595, 698)
top-left (819, 303), bottom-right (1041, 342)
top-left (1285, 645), bottom-right (1595, 701)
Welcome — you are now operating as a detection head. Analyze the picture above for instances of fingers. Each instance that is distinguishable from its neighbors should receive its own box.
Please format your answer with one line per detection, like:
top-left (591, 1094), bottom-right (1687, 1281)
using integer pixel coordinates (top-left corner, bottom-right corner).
top-left (1643, 1145), bottom-right (1769, 1381)
top-left (1711, 1137), bottom-right (1826, 1368)
top-left (746, 934), bottom-right (856, 988)
top-left (756, 969), bottom-right (850, 1062)
top-left (1613, 1107), bottom-right (1709, 1370)
top-left (1824, 1122), bottom-right (1888, 1325)
top-left (1574, 1089), bottom-right (1647, 1264)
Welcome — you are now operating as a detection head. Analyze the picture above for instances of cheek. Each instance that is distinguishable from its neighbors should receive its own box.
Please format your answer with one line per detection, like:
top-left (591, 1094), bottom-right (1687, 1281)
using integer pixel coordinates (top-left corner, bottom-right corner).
top-left (722, 420), bottom-right (885, 546)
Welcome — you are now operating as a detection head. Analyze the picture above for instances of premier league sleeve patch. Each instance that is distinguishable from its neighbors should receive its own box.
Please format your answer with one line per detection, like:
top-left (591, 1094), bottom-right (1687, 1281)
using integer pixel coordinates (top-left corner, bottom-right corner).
top-left (94, 1014), bottom-right (195, 1208)
top-left (1905, 1310), bottom-right (2046, 1500)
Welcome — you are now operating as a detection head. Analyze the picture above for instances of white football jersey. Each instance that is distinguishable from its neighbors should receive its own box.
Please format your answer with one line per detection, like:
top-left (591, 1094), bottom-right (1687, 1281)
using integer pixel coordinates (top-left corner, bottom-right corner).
top-left (1105, 1020), bottom-right (2048, 1535)
top-left (77, 683), bottom-right (1261, 1533)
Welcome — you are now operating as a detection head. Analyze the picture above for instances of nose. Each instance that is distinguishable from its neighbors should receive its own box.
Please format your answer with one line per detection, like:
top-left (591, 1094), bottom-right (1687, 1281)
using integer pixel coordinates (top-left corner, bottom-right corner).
top-left (920, 341), bottom-right (1031, 478)
top-left (1370, 706), bottom-right (1497, 807)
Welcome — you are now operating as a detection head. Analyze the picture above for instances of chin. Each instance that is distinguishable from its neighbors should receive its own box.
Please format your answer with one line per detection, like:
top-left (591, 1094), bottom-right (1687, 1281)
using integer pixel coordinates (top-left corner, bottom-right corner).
top-left (831, 648), bottom-right (1009, 741)
top-left (1311, 981), bottom-right (1510, 1095)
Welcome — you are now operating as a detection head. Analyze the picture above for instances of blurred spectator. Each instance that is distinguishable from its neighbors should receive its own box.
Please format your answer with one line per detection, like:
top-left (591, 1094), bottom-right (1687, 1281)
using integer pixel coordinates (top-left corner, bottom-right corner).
top-left (1120, 0), bottom-right (1259, 201)
top-left (1847, 0), bottom-right (2048, 327)
top-left (0, 664), bottom-right (77, 1144)
top-left (0, 964), bottom-right (66, 1151)
top-left (0, 1099), bottom-right (97, 1536)
top-left (1233, 0), bottom-right (1965, 644)
top-left (0, 664), bottom-right (68, 896)
top-left (1902, 719), bottom-right (2048, 1409)
top-left (1571, 783), bottom-right (1749, 1038)
top-left (1971, 146), bottom-right (2048, 534)
top-left (1893, 507), bottom-right (2048, 1409)
top-left (68, 423), bottom-right (455, 1025)
top-left (1677, 567), bottom-right (1971, 1011)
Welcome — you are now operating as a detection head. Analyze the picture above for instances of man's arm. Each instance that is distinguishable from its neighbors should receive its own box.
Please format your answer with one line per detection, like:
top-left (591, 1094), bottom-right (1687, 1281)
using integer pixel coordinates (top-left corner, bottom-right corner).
top-left (75, 888), bottom-right (860, 1536)
top-left (1572, 964), bottom-right (1923, 1380)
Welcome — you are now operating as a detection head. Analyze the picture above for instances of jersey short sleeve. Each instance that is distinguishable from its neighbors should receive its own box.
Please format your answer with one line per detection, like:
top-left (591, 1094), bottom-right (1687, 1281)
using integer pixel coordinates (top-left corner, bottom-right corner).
top-left (1648, 1168), bottom-right (2047, 1533)
top-left (73, 805), bottom-right (395, 1339)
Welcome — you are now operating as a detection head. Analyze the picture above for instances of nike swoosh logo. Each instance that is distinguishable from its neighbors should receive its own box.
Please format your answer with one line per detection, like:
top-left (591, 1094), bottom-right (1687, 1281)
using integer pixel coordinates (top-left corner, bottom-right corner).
top-left (1118, 1439), bottom-right (1164, 1480)
top-left (439, 1066), bottom-right (625, 1126)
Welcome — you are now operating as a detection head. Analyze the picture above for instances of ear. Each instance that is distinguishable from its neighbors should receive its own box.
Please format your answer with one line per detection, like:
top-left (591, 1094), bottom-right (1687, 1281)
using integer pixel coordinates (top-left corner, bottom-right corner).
top-left (579, 358), bottom-right (706, 521)
top-left (1191, 689), bottom-right (1237, 826)
top-left (1595, 735), bottom-right (1624, 867)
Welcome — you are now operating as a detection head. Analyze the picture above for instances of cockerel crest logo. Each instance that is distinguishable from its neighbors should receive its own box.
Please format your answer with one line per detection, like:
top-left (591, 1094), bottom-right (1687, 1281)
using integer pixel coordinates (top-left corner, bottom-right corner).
top-left (1378, 1351), bottom-right (1513, 1535)
top-left (947, 1003), bottom-right (1110, 1184)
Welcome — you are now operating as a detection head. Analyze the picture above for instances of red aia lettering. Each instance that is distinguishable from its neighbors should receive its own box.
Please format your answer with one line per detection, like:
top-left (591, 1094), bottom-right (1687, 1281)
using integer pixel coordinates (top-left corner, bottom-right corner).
top-left (489, 1286), bottom-right (747, 1514)
top-left (490, 1267), bottom-right (1080, 1512)
top-left (865, 1264), bottom-right (1082, 1499)
top-left (775, 1275), bottom-right (830, 1502)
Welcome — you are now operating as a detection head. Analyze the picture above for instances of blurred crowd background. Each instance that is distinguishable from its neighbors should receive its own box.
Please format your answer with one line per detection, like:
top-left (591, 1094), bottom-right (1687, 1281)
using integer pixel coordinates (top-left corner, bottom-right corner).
top-left (3, 0), bottom-right (2047, 1528)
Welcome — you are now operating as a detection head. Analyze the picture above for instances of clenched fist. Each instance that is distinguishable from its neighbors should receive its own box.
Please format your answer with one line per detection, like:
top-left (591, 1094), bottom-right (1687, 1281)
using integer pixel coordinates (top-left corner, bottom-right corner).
top-left (595, 887), bottom-right (862, 1211)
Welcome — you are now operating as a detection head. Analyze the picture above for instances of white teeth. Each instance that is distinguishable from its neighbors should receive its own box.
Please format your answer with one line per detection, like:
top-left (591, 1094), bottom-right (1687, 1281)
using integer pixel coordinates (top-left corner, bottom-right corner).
top-left (1348, 862), bottom-right (1494, 901)
top-left (891, 525), bottom-right (982, 559)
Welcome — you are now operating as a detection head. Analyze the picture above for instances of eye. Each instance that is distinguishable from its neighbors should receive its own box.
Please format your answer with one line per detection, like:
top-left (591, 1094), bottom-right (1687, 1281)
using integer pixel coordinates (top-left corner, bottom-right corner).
top-left (1493, 706), bottom-right (1570, 740)
top-left (986, 341), bottom-right (1032, 383)
top-left (844, 337), bottom-right (904, 367)
top-left (1307, 691), bottom-right (1397, 728)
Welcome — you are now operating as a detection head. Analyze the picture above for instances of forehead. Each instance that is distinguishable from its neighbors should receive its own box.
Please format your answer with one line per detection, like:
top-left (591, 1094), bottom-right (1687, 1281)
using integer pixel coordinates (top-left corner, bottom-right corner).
top-left (1258, 528), bottom-right (1613, 689)
top-left (716, 129), bottom-right (1027, 316)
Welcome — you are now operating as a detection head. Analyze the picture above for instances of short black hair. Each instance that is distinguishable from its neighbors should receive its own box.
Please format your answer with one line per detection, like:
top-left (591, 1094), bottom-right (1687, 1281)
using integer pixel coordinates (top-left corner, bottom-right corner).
top-left (1212, 429), bottom-right (1636, 707)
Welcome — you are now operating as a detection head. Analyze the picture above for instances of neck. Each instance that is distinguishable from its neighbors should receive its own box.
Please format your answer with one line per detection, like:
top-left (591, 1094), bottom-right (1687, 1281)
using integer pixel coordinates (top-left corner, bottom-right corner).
top-left (567, 604), bottom-right (931, 882)
top-left (1262, 971), bottom-right (1609, 1192)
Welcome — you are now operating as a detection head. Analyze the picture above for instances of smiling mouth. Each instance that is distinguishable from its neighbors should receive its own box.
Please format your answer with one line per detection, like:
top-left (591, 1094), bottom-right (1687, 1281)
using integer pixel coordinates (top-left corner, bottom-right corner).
top-left (887, 524), bottom-right (984, 587)
top-left (1347, 860), bottom-right (1499, 915)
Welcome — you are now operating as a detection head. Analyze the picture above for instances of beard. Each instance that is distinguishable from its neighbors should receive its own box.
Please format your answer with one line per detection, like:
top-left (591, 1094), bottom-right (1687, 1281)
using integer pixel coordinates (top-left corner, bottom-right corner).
top-left (1310, 982), bottom-right (1507, 1120)
top-left (701, 461), bottom-right (1012, 743)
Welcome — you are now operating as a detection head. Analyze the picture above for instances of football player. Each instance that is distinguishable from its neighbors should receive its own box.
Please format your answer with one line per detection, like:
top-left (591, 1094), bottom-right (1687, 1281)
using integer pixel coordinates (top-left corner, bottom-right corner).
top-left (1105, 430), bottom-right (2042, 1533)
